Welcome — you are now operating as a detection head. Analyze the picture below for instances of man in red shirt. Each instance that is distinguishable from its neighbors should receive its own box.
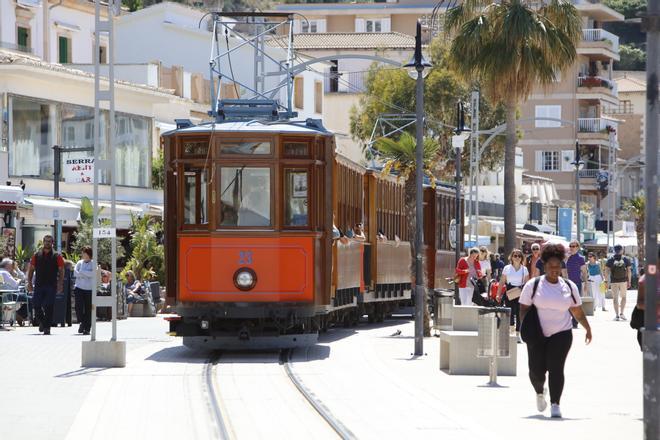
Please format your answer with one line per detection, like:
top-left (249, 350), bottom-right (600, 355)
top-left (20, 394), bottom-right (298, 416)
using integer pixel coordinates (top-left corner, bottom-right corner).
top-left (26, 235), bottom-right (64, 335)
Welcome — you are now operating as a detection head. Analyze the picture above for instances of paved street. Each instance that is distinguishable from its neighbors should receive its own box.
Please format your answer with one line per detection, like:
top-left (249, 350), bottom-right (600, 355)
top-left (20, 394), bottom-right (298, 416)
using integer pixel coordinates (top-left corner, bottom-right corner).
top-left (0, 293), bottom-right (643, 440)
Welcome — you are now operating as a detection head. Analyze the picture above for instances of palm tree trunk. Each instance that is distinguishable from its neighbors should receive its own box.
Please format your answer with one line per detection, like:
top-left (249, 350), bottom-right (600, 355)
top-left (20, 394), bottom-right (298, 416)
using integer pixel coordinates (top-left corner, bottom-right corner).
top-left (636, 213), bottom-right (645, 265)
top-left (404, 177), bottom-right (431, 336)
top-left (504, 97), bottom-right (518, 256)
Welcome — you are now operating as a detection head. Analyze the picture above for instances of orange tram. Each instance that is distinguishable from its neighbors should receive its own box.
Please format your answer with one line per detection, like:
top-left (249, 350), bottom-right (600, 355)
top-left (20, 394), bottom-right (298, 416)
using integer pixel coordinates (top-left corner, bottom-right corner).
top-left (163, 119), bottom-right (463, 349)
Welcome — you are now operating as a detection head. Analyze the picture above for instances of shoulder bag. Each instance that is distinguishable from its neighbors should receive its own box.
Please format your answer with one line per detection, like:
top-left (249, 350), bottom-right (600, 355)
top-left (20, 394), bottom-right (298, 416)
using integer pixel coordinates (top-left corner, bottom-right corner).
top-left (520, 277), bottom-right (544, 345)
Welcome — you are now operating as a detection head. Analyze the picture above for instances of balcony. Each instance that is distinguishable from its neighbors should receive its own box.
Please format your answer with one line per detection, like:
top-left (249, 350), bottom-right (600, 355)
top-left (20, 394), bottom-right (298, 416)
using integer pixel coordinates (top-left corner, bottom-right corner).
top-left (578, 169), bottom-right (599, 179)
top-left (576, 75), bottom-right (618, 104)
top-left (324, 71), bottom-right (367, 94)
top-left (579, 29), bottom-right (620, 61)
top-left (577, 117), bottom-right (618, 143)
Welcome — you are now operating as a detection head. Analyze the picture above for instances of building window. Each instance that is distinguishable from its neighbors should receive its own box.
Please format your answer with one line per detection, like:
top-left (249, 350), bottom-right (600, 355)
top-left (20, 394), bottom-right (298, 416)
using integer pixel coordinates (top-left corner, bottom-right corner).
top-left (314, 81), bottom-right (322, 114)
top-left (535, 105), bottom-right (562, 128)
top-left (17, 26), bottom-right (30, 51)
top-left (58, 36), bottom-right (71, 63)
top-left (366, 19), bottom-right (382, 33)
top-left (301, 20), bottom-right (317, 33)
top-left (10, 97), bottom-right (152, 188)
top-left (294, 76), bottom-right (304, 110)
top-left (537, 151), bottom-right (560, 171)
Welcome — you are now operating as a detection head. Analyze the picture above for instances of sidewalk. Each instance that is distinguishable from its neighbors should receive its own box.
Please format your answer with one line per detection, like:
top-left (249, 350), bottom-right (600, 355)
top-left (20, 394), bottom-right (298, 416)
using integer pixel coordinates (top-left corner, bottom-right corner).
top-left (291, 293), bottom-right (644, 440)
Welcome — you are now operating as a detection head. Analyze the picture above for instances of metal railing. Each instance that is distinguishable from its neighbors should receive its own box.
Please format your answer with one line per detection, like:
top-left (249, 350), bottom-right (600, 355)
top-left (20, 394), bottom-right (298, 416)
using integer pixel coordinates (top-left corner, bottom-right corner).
top-left (577, 76), bottom-right (618, 94)
top-left (579, 169), bottom-right (600, 178)
top-left (577, 117), bottom-right (618, 133)
top-left (0, 41), bottom-right (32, 54)
top-left (324, 71), bottom-right (368, 93)
top-left (582, 29), bottom-right (620, 53)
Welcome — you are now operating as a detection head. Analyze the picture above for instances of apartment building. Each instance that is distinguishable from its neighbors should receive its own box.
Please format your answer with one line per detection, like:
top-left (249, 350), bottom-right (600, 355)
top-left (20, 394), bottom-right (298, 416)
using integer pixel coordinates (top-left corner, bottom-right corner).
top-left (518, 0), bottom-right (624, 231)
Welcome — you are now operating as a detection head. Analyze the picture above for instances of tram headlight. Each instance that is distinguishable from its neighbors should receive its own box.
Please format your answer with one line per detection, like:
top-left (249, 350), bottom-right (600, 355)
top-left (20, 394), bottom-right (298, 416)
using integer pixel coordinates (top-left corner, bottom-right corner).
top-left (234, 268), bottom-right (257, 291)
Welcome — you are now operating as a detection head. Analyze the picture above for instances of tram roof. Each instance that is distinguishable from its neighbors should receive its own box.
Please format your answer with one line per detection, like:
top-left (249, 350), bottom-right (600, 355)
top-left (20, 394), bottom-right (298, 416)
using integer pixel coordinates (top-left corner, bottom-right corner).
top-left (163, 119), bottom-right (333, 136)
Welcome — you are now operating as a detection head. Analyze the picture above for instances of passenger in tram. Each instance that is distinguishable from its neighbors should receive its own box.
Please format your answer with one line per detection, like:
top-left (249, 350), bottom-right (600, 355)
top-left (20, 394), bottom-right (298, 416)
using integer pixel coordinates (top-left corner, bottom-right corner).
top-left (352, 223), bottom-right (366, 242)
top-left (377, 229), bottom-right (387, 242)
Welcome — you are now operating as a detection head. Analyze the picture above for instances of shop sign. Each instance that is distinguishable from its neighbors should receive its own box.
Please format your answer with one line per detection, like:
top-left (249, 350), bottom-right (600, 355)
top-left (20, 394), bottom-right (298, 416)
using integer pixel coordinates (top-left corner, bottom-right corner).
top-left (63, 153), bottom-right (94, 184)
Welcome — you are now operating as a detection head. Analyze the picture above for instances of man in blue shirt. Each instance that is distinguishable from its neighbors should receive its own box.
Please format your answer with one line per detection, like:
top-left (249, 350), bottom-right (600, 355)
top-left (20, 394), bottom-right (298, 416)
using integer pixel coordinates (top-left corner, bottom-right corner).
top-left (566, 240), bottom-right (587, 295)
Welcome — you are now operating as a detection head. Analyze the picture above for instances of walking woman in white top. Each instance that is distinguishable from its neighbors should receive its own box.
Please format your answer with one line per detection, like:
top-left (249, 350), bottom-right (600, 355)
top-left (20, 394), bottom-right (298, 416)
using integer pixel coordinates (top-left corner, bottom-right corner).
top-left (496, 249), bottom-right (529, 342)
top-left (586, 252), bottom-right (606, 311)
top-left (519, 244), bottom-right (592, 419)
top-left (478, 246), bottom-right (492, 280)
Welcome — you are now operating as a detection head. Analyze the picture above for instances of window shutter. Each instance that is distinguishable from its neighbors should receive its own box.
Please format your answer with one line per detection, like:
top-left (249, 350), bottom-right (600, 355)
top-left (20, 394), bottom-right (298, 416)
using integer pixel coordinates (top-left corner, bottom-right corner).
top-left (550, 105), bottom-right (561, 127)
top-left (355, 18), bottom-right (365, 32)
top-left (293, 19), bottom-right (301, 33)
top-left (535, 150), bottom-right (544, 171)
top-left (381, 17), bottom-right (391, 32)
top-left (318, 19), bottom-right (327, 33)
top-left (535, 106), bottom-right (546, 128)
top-left (561, 150), bottom-right (575, 171)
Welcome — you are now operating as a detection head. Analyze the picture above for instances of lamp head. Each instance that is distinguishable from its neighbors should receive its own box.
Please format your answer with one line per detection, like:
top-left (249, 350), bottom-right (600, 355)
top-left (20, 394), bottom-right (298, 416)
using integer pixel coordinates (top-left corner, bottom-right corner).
top-left (404, 21), bottom-right (432, 75)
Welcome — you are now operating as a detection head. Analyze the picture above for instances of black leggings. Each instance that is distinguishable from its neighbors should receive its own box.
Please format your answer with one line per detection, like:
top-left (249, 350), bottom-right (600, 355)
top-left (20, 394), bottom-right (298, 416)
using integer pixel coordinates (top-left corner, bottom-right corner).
top-left (504, 296), bottom-right (521, 331)
top-left (527, 329), bottom-right (573, 404)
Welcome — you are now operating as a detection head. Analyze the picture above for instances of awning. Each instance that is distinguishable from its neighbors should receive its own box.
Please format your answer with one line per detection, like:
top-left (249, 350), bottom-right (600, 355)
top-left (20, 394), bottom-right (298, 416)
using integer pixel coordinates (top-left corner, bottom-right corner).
top-left (464, 235), bottom-right (491, 247)
top-left (54, 21), bottom-right (81, 32)
top-left (24, 197), bottom-right (80, 221)
top-left (0, 185), bottom-right (24, 209)
top-left (66, 199), bottom-right (163, 229)
top-left (517, 229), bottom-right (571, 248)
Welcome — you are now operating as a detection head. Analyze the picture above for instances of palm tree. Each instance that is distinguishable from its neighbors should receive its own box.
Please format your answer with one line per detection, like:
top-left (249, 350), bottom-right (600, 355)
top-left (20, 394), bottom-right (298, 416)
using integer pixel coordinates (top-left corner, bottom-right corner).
top-left (376, 132), bottom-right (441, 335)
top-left (622, 193), bottom-right (646, 265)
top-left (445, 0), bottom-right (582, 255)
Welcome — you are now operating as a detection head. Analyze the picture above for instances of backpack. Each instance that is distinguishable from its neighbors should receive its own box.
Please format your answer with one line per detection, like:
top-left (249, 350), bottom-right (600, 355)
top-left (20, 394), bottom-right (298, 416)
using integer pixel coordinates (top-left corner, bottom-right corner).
top-left (610, 257), bottom-right (628, 281)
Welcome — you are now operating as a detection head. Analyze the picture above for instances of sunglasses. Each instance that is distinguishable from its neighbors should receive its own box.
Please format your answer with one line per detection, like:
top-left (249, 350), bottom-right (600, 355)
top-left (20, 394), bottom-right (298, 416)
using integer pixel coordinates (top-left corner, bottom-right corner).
top-left (570, 245), bottom-right (578, 248)
top-left (532, 248), bottom-right (540, 251)
top-left (512, 255), bottom-right (523, 258)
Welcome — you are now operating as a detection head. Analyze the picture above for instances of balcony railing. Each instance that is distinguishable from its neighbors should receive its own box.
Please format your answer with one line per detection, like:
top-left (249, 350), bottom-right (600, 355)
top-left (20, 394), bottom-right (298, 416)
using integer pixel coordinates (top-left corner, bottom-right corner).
top-left (603, 101), bottom-right (634, 114)
top-left (578, 169), bottom-right (599, 178)
top-left (582, 29), bottom-right (619, 53)
top-left (324, 71), bottom-right (368, 94)
top-left (577, 76), bottom-right (618, 94)
top-left (0, 41), bottom-right (32, 54)
top-left (578, 117), bottom-right (618, 133)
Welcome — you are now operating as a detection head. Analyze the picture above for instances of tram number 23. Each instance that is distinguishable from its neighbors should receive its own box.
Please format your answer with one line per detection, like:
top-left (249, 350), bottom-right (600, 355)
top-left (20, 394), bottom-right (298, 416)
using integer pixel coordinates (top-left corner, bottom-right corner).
top-left (238, 251), bottom-right (253, 265)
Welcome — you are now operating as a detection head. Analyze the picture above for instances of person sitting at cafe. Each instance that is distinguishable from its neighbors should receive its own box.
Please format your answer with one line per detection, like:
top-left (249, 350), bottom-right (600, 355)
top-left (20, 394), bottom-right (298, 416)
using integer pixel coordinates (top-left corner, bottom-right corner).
top-left (0, 258), bottom-right (19, 289)
top-left (11, 260), bottom-right (25, 282)
top-left (125, 270), bottom-right (144, 315)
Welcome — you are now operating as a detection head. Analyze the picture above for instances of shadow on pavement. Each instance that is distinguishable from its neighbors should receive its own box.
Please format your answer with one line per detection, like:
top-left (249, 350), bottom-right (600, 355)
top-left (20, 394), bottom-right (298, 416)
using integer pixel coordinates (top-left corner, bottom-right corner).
top-left (54, 367), bottom-right (111, 378)
top-left (523, 414), bottom-right (590, 421)
top-left (145, 345), bottom-right (209, 363)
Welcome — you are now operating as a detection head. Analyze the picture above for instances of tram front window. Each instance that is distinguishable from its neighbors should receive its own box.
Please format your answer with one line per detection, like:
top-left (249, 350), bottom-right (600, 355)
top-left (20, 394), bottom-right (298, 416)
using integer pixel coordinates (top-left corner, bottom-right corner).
top-left (219, 167), bottom-right (271, 227)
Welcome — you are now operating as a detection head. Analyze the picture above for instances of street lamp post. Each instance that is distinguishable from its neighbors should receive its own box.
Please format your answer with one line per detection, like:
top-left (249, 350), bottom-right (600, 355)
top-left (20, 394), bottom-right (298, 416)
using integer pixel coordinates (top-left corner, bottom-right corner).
top-left (453, 105), bottom-right (470, 305)
top-left (571, 141), bottom-right (585, 243)
top-left (404, 21), bottom-right (431, 357)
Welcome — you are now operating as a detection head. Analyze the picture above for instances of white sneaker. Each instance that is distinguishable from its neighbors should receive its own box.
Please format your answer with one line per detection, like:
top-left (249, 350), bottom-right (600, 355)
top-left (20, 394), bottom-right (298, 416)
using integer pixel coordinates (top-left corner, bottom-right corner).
top-left (536, 390), bottom-right (548, 412)
top-left (551, 404), bottom-right (562, 418)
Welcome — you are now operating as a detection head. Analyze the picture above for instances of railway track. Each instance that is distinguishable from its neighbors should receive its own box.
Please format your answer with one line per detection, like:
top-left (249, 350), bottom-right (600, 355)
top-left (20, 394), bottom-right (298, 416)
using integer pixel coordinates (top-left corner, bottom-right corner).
top-left (203, 349), bottom-right (355, 440)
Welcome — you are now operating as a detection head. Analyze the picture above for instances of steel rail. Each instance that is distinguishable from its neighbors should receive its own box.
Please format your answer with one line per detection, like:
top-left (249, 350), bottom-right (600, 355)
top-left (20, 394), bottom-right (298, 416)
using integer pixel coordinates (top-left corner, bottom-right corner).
top-left (281, 348), bottom-right (356, 440)
top-left (204, 353), bottom-right (232, 440)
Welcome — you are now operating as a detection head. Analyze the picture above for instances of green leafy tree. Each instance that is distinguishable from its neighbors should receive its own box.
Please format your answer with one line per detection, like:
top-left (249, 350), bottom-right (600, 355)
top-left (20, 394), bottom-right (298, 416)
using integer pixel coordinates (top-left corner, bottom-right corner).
top-left (350, 38), bottom-right (506, 179)
top-left (604, 0), bottom-right (646, 18)
top-left (122, 0), bottom-right (142, 12)
top-left (622, 192), bottom-right (646, 264)
top-left (375, 132), bottom-right (440, 336)
top-left (152, 147), bottom-right (165, 190)
top-left (120, 213), bottom-right (165, 285)
top-left (71, 197), bottom-right (125, 266)
top-left (446, 0), bottom-right (581, 255)
top-left (617, 43), bottom-right (646, 70)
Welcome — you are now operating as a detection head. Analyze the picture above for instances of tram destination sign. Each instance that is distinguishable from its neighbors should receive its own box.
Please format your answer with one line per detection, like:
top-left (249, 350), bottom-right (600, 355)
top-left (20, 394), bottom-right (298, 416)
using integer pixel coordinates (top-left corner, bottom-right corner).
top-left (63, 152), bottom-right (94, 184)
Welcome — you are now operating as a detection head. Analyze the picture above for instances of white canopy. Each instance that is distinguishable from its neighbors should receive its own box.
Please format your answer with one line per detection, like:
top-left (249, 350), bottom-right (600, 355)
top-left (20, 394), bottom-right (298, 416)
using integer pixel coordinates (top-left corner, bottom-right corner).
top-left (24, 197), bottom-right (80, 221)
top-left (0, 185), bottom-right (24, 204)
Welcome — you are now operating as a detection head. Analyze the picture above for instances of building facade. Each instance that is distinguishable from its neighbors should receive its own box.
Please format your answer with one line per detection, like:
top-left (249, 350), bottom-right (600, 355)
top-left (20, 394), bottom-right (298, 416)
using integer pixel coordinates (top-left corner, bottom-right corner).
top-left (518, 1), bottom-right (623, 235)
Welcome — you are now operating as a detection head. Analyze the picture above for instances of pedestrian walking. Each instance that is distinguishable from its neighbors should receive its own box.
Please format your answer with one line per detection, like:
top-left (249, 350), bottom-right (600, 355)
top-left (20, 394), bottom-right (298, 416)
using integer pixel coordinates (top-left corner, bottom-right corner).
top-left (26, 235), bottom-right (64, 335)
top-left (454, 248), bottom-right (482, 306)
top-left (519, 243), bottom-right (592, 419)
top-left (496, 249), bottom-right (529, 342)
top-left (630, 246), bottom-right (660, 350)
top-left (74, 246), bottom-right (95, 335)
top-left (566, 241), bottom-right (587, 295)
top-left (478, 246), bottom-right (492, 281)
top-left (605, 244), bottom-right (632, 321)
top-left (526, 243), bottom-right (542, 278)
top-left (587, 252), bottom-right (606, 312)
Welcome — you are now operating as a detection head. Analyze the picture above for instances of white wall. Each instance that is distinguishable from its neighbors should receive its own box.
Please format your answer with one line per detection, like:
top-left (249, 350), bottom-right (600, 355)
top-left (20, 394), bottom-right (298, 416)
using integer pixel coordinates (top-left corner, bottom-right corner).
top-left (49, 6), bottom-right (96, 63)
